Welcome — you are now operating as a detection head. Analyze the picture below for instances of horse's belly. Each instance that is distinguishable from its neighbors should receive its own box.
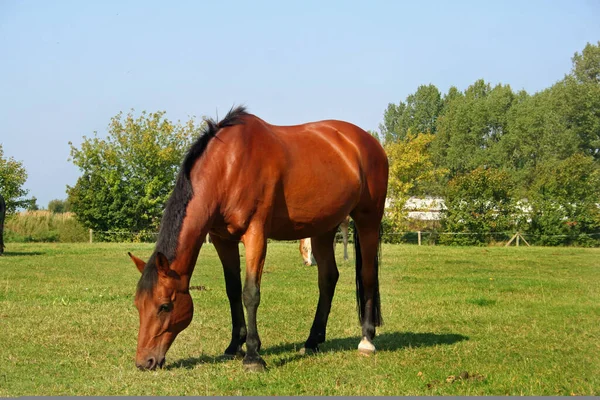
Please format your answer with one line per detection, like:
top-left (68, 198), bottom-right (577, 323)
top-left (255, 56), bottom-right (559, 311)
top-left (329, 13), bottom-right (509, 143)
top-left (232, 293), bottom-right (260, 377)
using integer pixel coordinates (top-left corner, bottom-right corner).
top-left (268, 178), bottom-right (359, 240)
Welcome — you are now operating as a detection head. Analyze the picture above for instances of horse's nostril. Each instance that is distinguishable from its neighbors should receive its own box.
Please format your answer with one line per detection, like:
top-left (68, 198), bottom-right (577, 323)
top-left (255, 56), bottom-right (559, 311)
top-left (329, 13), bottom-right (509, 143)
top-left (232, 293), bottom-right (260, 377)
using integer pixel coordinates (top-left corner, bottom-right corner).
top-left (146, 357), bottom-right (156, 370)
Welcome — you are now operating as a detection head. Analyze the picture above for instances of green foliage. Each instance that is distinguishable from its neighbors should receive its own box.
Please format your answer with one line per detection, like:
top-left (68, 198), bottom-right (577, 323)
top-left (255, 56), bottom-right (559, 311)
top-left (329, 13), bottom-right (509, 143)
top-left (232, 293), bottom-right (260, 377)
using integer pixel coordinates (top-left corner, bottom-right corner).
top-left (385, 132), bottom-right (446, 230)
top-left (380, 84), bottom-right (443, 143)
top-left (0, 144), bottom-right (30, 213)
top-left (499, 86), bottom-right (578, 190)
top-left (440, 167), bottom-right (518, 245)
top-left (377, 42), bottom-right (600, 246)
top-left (67, 110), bottom-right (204, 237)
top-left (525, 154), bottom-right (600, 246)
top-left (48, 198), bottom-right (71, 213)
top-left (27, 196), bottom-right (39, 211)
top-left (4, 211), bottom-right (88, 243)
top-left (571, 40), bottom-right (600, 84)
top-left (432, 80), bottom-right (516, 176)
top-left (553, 75), bottom-right (600, 161)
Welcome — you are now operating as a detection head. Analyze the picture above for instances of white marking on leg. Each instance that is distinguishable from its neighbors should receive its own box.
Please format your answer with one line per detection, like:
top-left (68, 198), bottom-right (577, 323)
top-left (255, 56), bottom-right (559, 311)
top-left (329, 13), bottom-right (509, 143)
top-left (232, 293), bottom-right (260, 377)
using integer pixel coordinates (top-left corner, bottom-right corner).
top-left (358, 337), bottom-right (376, 354)
top-left (300, 238), bottom-right (313, 266)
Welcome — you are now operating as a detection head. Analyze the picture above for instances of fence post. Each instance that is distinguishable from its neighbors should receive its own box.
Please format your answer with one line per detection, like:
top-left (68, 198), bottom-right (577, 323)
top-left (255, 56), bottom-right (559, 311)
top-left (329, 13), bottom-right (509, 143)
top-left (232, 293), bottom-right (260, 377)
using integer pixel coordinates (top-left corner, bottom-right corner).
top-left (89, 229), bottom-right (93, 244)
top-left (418, 231), bottom-right (422, 246)
top-left (516, 233), bottom-right (520, 247)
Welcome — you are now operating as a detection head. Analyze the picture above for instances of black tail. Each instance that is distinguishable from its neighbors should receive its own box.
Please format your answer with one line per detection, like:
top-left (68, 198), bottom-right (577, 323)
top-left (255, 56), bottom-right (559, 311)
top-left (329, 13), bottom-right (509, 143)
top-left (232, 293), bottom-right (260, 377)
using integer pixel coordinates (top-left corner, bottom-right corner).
top-left (354, 225), bottom-right (383, 326)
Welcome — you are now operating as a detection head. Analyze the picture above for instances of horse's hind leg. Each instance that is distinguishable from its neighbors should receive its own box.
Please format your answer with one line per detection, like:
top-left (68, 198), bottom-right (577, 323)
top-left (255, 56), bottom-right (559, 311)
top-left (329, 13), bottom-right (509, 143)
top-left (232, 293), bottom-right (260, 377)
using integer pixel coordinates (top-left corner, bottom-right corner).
top-left (211, 234), bottom-right (247, 358)
top-left (351, 213), bottom-right (383, 355)
top-left (302, 228), bottom-right (339, 353)
top-left (341, 218), bottom-right (349, 261)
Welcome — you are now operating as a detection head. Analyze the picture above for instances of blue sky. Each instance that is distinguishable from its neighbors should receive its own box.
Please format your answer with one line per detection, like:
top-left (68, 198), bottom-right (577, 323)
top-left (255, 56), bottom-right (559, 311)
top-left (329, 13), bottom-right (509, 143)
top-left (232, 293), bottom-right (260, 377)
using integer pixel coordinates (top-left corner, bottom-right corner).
top-left (0, 0), bottom-right (599, 207)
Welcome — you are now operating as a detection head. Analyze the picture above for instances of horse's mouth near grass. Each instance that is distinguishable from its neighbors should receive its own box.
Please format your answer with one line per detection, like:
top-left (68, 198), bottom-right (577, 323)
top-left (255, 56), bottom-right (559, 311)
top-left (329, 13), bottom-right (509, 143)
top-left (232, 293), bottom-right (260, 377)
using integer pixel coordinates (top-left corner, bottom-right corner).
top-left (137, 357), bottom-right (166, 371)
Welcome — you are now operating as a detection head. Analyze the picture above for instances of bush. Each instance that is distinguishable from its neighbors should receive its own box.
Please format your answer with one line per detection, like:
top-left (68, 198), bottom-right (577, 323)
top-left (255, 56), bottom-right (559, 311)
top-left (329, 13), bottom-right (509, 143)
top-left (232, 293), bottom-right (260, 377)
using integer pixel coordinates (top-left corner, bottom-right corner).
top-left (440, 167), bottom-right (519, 246)
top-left (48, 199), bottom-right (71, 213)
top-left (524, 154), bottom-right (600, 247)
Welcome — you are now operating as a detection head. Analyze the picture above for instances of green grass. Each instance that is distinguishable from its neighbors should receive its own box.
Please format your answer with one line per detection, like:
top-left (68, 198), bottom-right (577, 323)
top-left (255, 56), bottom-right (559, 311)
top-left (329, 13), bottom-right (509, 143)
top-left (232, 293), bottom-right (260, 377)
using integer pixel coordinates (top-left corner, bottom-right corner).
top-left (0, 242), bottom-right (598, 395)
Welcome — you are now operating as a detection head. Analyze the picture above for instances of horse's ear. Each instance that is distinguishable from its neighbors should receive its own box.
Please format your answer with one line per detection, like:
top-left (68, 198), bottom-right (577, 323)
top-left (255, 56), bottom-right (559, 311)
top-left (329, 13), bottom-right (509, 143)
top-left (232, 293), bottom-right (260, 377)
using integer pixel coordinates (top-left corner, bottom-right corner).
top-left (128, 252), bottom-right (146, 274)
top-left (155, 252), bottom-right (171, 277)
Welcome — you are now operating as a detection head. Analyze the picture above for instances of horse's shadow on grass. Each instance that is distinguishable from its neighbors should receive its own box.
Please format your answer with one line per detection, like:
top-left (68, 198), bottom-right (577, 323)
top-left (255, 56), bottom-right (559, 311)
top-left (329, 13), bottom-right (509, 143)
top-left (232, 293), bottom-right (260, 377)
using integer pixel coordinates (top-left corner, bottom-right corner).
top-left (0, 251), bottom-right (45, 257)
top-left (169, 331), bottom-right (468, 370)
top-left (166, 354), bottom-right (234, 370)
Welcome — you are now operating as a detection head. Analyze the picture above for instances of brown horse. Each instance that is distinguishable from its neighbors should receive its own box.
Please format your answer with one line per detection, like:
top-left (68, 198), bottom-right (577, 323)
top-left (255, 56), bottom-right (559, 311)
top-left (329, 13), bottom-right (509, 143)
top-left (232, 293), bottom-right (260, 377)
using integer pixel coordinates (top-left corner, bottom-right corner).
top-left (128, 106), bottom-right (388, 371)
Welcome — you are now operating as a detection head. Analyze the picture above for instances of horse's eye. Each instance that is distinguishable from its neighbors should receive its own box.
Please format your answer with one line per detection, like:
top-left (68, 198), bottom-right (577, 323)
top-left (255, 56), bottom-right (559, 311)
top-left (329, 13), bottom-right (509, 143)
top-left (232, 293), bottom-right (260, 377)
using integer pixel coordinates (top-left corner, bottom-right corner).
top-left (158, 303), bottom-right (172, 313)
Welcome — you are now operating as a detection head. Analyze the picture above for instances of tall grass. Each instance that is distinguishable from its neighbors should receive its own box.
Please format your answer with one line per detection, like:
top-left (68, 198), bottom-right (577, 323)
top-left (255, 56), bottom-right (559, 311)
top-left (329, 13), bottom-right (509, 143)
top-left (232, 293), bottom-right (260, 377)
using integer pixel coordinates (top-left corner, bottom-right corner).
top-left (4, 211), bottom-right (88, 243)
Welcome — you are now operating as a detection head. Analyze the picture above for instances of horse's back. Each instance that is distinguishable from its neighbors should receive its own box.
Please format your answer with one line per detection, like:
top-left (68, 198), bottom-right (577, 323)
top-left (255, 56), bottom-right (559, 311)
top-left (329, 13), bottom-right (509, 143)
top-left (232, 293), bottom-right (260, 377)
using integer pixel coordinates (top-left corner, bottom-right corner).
top-left (268, 118), bottom-right (388, 204)
top-left (260, 116), bottom-right (387, 238)
top-left (207, 114), bottom-right (387, 240)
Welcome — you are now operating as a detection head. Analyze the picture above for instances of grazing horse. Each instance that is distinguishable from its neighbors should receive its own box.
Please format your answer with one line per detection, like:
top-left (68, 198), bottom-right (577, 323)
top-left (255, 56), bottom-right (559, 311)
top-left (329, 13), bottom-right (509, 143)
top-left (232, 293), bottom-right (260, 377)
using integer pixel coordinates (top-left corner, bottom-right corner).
top-left (0, 194), bottom-right (5, 255)
top-left (300, 216), bottom-right (350, 266)
top-left (128, 106), bottom-right (388, 372)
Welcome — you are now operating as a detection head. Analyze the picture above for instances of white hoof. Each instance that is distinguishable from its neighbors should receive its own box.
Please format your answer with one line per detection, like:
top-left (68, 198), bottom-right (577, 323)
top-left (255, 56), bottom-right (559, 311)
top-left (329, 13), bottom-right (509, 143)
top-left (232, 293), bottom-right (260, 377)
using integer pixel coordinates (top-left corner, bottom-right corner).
top-left (358, 337), bottom-right (376, 355)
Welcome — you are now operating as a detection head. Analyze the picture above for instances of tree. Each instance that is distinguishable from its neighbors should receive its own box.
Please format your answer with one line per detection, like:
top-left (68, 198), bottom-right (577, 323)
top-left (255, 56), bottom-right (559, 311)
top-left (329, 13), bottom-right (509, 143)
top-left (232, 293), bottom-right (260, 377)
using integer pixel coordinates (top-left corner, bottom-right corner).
top-left (555, 76), bottom-right (600, 160)
top-left (498, 42), bottom-right (600, 191)
top-left (380, 84), bottom-right (443, 143)
top-left (525, 153), bottom-right (600, 246)
top-left (499, 86), bottom-right (580, 192)
top-left (27, 196), bottom-right (39, 211)
top-left (558, 43), bottom-right (600, 160)
top-left (48, 199), bottom-right (71, 213)
top-left (385, 132), bottom-right (446, 229)
top-left (571, 41), bottom-right (600, 84)
top-left (377, 42), bottom-right (600, 246)
top-left (0, 144), bottom-right (30, 213)
top-left (440, 167), bottom-right (518, 245)
top-left (432, 80), bottom-right (515, 177)
top-left (67, 110), bottom-right (205, 237)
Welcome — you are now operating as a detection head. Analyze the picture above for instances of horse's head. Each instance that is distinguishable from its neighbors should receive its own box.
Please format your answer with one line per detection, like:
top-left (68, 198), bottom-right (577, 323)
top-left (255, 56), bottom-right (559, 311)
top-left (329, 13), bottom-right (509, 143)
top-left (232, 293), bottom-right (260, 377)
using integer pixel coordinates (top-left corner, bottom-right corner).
top-left (128, 251), bottom-right (194, 370)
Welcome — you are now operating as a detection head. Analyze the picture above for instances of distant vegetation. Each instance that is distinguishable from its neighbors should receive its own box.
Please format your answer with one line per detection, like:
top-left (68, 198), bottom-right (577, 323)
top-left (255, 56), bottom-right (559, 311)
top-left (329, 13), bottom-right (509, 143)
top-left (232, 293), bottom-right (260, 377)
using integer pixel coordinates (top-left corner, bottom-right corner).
top-left (66, 110), bottom-right (204, 239)
top-left (4, 211), bottom-right (88, 243)
top-left (1, 43), bottom-right (598, 246)
top-left (381, 41), bottom-right (600, 246)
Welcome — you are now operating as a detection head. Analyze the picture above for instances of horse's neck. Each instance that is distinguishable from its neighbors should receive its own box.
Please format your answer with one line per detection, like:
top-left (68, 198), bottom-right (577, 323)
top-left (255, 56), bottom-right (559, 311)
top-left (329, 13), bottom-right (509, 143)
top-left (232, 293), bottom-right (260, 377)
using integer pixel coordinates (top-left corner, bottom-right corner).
top-left (169, 197), bottom-right (216, 283)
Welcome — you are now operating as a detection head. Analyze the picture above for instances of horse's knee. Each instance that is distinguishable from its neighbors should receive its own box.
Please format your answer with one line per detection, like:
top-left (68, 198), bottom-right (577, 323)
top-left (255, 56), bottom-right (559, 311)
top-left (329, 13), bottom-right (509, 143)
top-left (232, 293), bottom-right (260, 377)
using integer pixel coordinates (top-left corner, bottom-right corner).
top-left (242, 285), bottom-right (260, 309)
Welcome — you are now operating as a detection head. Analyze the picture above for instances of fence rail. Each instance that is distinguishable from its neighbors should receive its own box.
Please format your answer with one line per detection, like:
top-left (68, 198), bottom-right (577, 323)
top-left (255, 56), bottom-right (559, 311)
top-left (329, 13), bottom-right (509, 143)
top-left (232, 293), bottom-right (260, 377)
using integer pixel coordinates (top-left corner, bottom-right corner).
top-left (84, 228), bottom-right (600, 247)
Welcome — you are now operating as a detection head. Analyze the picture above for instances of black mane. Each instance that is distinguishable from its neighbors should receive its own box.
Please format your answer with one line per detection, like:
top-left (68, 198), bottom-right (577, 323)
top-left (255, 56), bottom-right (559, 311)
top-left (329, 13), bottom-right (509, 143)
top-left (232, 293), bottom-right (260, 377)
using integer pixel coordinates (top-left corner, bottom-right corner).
top-left (137, 105), bottom-right (249, 293)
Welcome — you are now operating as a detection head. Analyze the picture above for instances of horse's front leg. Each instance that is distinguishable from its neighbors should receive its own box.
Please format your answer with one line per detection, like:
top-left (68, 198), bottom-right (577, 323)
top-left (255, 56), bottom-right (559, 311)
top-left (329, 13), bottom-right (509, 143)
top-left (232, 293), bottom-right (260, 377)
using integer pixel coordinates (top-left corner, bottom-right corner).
top-left (241, 228), bottom-right (267, 371)
top-left (210, 234), bottom-right (247, 358)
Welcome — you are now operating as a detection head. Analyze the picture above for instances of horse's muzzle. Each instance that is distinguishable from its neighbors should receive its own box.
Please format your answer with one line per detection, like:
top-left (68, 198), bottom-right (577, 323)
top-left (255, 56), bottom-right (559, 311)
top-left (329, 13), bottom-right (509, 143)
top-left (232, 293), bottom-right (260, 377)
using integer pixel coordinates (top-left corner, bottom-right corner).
top-left (136, 356), bottom-right (165, 371)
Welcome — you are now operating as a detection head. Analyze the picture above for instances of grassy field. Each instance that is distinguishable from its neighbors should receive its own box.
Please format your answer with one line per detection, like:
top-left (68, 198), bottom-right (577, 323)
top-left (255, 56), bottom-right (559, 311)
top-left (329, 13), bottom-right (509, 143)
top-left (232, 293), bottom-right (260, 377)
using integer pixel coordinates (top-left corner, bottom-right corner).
top-left (0, 242), bottom-right (598, 396)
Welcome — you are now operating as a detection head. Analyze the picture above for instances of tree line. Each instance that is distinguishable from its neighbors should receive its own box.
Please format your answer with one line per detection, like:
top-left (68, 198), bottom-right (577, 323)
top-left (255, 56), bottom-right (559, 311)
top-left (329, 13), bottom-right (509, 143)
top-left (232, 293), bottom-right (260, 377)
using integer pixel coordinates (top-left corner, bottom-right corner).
top-left (1, 42), bottom-right (598, 246)
top-left (381, 42), bottom-right (600, 245)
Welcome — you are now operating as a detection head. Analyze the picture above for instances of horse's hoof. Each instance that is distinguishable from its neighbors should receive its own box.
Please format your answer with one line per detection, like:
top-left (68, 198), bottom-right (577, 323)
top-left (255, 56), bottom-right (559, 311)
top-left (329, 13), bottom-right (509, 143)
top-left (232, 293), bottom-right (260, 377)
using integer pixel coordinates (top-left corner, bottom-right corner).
top-left (243, 361), bottom-right (266, 372)
top-left (243, 357), bottom-right (266, 372)
top-left (299, 346), bottom-right (318, 355)
top-left (358, 337), bottom-right (376, 356)
top-left (223, 345), bottom-right (245, 360)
